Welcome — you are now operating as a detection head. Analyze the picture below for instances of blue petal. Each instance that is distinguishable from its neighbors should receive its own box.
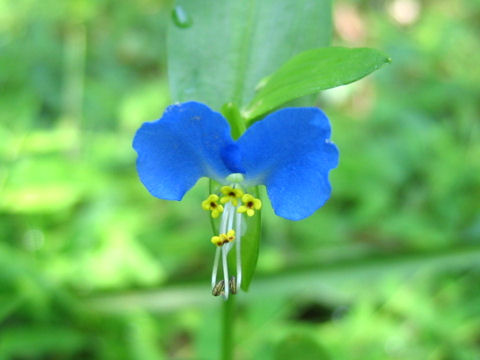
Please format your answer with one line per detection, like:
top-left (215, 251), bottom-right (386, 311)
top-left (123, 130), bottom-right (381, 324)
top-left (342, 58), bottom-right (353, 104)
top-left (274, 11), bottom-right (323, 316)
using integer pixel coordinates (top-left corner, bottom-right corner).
top-left (221, 143), bottom-right (245, 174)
top-left (237, 107), bottom-right (339, 220)
top-left (133, 101), bottom-right (235, 200)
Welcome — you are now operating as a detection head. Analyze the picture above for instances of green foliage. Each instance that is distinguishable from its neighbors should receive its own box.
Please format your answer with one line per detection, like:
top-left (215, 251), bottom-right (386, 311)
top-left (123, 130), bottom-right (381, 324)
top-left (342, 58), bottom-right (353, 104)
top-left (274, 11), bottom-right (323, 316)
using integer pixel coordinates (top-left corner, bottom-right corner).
top-left (0, 0), bottom-right (480, 359)
top-left (275, 334), bottom-right (329, 360)
top-left (243, 47), bottom-right (390, 120)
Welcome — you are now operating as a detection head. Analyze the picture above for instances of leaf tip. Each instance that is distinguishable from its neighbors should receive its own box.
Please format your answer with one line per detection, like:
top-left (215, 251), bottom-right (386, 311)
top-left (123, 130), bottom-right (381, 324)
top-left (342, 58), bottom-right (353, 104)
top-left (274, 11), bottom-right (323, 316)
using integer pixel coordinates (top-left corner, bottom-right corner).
top-left (240, 282), bottom-right (250, 292)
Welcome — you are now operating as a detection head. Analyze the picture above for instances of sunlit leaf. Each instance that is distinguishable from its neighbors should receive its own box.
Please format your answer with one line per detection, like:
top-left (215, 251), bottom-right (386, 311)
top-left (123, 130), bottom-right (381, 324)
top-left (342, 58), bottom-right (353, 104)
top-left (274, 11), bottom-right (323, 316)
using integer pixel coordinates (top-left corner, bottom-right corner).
top-left (243, 47), bottom-right (391, 120)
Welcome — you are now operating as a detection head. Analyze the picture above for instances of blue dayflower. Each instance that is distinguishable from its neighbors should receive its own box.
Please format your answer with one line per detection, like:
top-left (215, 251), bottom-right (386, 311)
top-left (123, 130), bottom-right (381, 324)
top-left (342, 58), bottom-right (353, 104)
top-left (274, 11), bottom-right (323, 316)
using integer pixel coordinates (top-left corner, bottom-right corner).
top-left (133, 101), bottom-right (339, 297)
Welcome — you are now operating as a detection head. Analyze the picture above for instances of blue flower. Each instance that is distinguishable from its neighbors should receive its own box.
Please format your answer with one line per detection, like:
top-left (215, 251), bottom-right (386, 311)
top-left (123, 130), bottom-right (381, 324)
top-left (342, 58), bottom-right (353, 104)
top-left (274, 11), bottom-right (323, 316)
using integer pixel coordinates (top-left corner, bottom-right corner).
top-left (133, 101), bottom-right (339, 297)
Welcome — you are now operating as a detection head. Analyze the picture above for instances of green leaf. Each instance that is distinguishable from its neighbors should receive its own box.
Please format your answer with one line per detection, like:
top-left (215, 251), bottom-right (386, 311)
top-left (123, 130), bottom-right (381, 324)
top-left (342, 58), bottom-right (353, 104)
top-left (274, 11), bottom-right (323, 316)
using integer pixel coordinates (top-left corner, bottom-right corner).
top-left (168, 0), bottom-right (332, 111)
top-left (243, 47), bottom-right (391, 120)
top-left (240, 186), bottom-right (262, 291)
top-left (275, 334), bottom-right (330, 360)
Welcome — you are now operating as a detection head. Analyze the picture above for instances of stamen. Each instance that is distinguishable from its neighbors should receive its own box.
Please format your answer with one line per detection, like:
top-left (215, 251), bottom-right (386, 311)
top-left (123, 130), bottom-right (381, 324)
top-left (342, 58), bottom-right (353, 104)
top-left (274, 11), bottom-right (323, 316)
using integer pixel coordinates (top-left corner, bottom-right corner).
top-left (212, 279), bottom-right (225, 296)
top-left (209, 182), bottom-right (253, 298)
top-left (220, 202), bottom-right (229, 234)
top-left (229, 276), bottom-right (237, 295)
top-left (238, 194), bottom-right (262, 217)
top-left (235, 210), bottom-right (242, 289)
top-left (211, 247), bottom-right (221, 289)
top-left (222, 244), bottom-right (229, 299)
top-left (227, 202), bottom-right (235, 231)
top-left (202, 194), bottom-right (223, 218)
top-left (220, 186), bottom-right (244, 206)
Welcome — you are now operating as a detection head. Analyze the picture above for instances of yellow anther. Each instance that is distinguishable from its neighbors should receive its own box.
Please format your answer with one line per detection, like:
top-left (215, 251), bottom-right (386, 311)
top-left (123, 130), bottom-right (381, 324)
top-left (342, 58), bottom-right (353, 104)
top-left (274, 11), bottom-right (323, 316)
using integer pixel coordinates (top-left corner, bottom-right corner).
top-left (225, 229), bottom-right (235, 243)
top-left (202, 194), bottom-right (224, 218)
top-left (211, 230), bottom-right (236, 247)
top-left (238, 194), bottom-right (262, 217)
top-left (211, 235), bottom-right (223, 246)
top-left (220, 186), bottom-right (244, 206)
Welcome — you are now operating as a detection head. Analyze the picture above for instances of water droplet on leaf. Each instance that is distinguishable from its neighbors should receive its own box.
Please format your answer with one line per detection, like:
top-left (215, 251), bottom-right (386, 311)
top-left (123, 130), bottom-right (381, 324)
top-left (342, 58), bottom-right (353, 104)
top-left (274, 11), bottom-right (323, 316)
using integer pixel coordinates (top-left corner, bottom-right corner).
top-left (172, 5), bottom-right (193, 28)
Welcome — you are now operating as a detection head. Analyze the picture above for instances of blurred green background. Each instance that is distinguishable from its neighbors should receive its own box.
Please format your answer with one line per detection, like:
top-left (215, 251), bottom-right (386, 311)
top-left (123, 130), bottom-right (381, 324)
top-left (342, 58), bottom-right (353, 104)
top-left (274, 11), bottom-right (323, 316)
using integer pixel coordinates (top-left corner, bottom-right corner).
top-left (1, 0), bottom-right (480, 359)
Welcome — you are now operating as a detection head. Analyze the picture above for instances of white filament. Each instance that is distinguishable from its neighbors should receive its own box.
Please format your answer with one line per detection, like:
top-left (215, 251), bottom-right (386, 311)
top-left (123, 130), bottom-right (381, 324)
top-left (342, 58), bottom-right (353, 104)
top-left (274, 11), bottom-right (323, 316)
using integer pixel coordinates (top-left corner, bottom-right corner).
top-left (211, 247), bottom-right (220, 289)
top-left (222, 244), bottom-right (229, 299)
top-left (210, 185), bottom-right (247, 298)
top-left (219, 201), bottom-right (230, 234)
top-left (227, 202), bottom-right (235, 231)
top-left (235, 211), bottom-right (242, 289)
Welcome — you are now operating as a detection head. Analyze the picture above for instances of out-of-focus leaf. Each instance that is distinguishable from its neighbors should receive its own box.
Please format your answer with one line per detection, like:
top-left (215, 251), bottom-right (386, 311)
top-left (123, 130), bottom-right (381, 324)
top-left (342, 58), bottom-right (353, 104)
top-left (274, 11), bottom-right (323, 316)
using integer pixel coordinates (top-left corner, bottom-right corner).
top-left (0, 326), bottom-right (85, 357)
top-left (168, 0), bottom-right (331, 111)
top-left (0, 157), bottom-right (87, 213)
top-left (243, 47), bottom-right (391, 120)
top-left (86, 244), bottom-right (480, 312)
top-left (1, 184), bottom-right (82, 213)
top-left (127, 312), bottom-right (165, 360)
top-left (0, 297), bottom-right (23, 322)
top-left (275, 334), bottom-right (330, 360)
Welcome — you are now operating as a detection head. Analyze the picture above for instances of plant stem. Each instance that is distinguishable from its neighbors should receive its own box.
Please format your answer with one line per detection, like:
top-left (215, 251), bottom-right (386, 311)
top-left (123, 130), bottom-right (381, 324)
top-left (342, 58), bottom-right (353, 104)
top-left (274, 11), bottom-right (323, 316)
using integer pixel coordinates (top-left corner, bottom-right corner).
top-left (221, 296), bottom-right (235, 360)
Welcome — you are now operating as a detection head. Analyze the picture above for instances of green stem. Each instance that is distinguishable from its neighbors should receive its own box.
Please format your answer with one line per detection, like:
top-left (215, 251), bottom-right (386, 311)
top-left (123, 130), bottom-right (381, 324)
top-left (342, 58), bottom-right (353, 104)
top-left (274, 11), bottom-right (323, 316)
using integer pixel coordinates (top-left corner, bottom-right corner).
top-left (221, 102), bottom-right (246, 139)
top-left (221, 296), bottom-right (235, 360)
